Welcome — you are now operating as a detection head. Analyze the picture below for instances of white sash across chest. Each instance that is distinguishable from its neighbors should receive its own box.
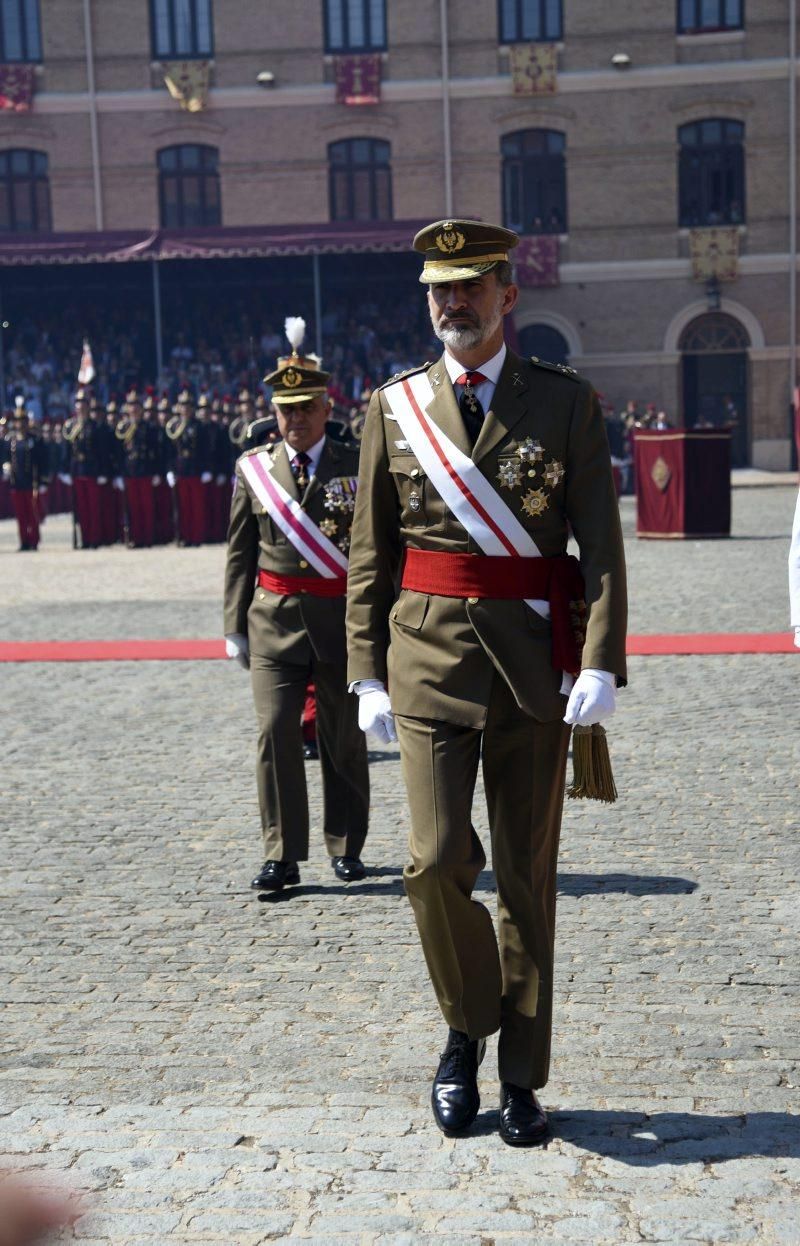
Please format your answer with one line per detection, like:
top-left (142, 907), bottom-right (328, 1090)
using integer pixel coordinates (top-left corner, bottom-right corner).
top-left (240, 450), bottom-right (348, 578)
top-left (384, 371), bottom-right (549, 615)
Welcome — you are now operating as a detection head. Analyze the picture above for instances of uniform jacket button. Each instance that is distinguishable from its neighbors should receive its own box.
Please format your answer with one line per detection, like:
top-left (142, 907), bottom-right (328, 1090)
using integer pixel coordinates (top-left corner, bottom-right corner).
top-left (467, 596), bottom-right (479, 605)
top-left (299, 559), bottom-right (308, 569)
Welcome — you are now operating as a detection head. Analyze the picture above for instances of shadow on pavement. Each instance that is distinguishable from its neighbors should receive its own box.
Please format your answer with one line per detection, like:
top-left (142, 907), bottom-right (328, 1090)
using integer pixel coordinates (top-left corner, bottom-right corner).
top-left (551, 1110), bottom-right (800, 1164)
top-left (467, 1110), bottom-right (800, 1162)
top-left (255, 870), bottom-right (697, 901)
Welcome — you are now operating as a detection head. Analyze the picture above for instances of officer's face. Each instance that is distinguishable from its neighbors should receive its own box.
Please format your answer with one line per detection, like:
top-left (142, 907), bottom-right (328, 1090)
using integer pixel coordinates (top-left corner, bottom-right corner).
top-left (428, 273), bottom-right (517, 350)
top-left (276, 396), bottom-right (329, 452)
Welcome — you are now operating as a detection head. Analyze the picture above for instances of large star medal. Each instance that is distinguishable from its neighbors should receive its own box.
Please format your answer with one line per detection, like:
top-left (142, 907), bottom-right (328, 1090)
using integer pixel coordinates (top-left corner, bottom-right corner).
top-left (521, 488), bottom-right (549, 518)
top-left (319, 517), bottom-right (338, 537)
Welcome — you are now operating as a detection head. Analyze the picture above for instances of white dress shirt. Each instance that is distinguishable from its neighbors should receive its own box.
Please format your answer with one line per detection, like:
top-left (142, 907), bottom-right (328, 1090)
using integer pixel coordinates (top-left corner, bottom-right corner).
top-left (284, 433), bottom-right (326, 477)
top-left (443, 342), bottom-right (507, 417)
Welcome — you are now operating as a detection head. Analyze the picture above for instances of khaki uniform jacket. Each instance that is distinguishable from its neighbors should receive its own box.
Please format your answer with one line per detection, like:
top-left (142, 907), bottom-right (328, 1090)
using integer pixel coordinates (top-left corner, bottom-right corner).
top-left (224, 437), bottom-right (360, 667)
top-left (345, 349), bottom-right (628, 729)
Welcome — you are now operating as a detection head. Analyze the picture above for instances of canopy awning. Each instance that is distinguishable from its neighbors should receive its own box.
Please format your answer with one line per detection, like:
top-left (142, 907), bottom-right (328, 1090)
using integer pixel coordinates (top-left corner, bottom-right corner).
top-left (0, 220), bottom-right (428, 267)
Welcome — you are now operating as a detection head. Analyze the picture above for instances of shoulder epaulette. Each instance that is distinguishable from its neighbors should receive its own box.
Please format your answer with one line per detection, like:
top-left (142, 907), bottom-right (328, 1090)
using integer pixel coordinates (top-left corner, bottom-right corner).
top-left (530, 355), bottom-right (581, 382)
top-left (378, 362), bottom-right (431, 392)
top-left (239, 443), bottom-right (276, 461)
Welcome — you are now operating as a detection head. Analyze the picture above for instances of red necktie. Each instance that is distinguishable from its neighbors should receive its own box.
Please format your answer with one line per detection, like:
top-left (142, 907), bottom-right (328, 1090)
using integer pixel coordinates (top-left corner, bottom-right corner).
top-left (454, 372), bottom-right (488, 444)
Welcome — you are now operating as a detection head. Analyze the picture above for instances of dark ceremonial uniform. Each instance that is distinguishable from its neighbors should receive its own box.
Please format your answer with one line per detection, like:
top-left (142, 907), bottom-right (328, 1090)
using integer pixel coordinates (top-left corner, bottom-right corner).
top-left (2, 416), bottom-right (49, 549)
top-left (70, 406), bottom-right (115, 548)
top-left (223, 351), bottom-right (369, 876)
top-left (120, 394), bottom-right (159, 547)
top-left (169, 395), bottom-right (210, 546)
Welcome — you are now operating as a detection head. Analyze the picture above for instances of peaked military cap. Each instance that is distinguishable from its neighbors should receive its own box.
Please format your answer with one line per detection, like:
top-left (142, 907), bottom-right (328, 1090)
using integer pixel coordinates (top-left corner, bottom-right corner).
top-left (413, 218), bottom-right (519, 284)
top-left (125, 388), bottom-right (142, 406)
top-left (74, 388), bottom-right (91, 404)
top-left (157, 396), bottom-right (170, 413)
top-left (264, 354), bottom-right (330, 406)
top-left (177, 389), bottom-right (195, 405)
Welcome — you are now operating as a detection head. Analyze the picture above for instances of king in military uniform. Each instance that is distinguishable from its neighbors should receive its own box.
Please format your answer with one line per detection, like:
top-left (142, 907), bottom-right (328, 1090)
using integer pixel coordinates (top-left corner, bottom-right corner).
top-left (346, 220), bottom-right (627, 1144)
top-left (224, 318), bottom-right (370, 893)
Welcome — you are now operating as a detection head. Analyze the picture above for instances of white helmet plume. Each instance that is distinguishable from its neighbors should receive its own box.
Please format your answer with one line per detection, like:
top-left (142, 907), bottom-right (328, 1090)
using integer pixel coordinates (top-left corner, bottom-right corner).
top-left (284, 317), bottom-right (306, 352)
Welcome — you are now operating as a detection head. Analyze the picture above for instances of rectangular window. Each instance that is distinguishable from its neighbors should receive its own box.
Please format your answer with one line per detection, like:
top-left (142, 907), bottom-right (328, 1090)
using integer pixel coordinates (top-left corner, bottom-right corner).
top-left (324, 0), bottom-right (387, 52)
top-left (0, 0), bottom-right (41, 62)
top-left (678, 0), bottom-right (743, 33)
top-left (499, 0), bottom-right (563, 43)
top-left (151, 0), bottom-right (213, 59)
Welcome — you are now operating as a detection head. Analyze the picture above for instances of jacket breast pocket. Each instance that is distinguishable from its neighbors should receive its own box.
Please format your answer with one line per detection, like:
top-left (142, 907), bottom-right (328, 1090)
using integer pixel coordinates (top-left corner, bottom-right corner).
top-left (388, 455), bottom-right (427, 526)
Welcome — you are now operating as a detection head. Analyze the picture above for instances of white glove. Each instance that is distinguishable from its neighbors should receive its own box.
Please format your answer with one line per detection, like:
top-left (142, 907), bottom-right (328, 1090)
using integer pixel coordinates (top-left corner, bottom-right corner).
top-left (97, 475), bottom-right (108, 485)
top-left (38, 484), bottom-right (48, 493)
top-left (355, 679), bottom-right (397, 744)
top-left (152, 475), bottom-right (161, 486)
top-left (201, 471), bottom-right (213, 484)
top-left (166, 471), bottom-right (176, 488)
top-left (216, 474), bottom-right (226, 485)
top-left (1, 462), bottom-right (10, 480)
top-left (59, 473), bottom-right (72, 485)
top-left (564, 668), bottom-right (617, 727)
top-left (113, 476), bottom-right (124, 491)
top-left (225, 632), bottom-right (250, 670)
top-left (795, 626), bottom-right (800, 650)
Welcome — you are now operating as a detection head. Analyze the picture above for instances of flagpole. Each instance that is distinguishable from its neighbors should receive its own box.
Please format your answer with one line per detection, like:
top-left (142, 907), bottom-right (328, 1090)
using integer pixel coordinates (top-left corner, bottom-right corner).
top-left (312, 254), bottom-right (323, 358)
top-left (0, 291), bottom-right (6, 415)
top-left (439, 0), bottom-right (453, 217)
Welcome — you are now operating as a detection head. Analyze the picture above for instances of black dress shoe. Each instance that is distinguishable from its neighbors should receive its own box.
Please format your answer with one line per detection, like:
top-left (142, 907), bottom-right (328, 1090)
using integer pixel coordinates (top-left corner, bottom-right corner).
top-left (431, 1028), bottom-right (486, 1136)
top-left (498, 1082), bottom-right (549, 1147)
top-left (250, 860), bottom-right (300, 891)
top-left (331, 856), bottom-right (366, 882)
top-left (303, 741), bottom-right (319, 760)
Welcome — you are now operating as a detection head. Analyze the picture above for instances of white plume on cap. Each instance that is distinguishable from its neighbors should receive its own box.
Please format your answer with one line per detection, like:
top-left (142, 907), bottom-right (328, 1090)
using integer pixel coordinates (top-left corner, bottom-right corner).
top-left (285, 317), bottom-right (306, 351)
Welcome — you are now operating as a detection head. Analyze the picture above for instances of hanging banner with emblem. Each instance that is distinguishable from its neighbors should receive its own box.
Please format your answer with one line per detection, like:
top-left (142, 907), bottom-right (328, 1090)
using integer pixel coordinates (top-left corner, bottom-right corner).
top-left (515, 235), bottom-right (560, 287)
top-left (0, 64), bottom-right (35, 112)
top-left (163, 60), bottom-right (211, 113)
top-left (334, 54), bottom-right (382, 105)
top-left (509, 43), bottom-right (558, 96)
top-left (689, 226), bottom-right (739, 282)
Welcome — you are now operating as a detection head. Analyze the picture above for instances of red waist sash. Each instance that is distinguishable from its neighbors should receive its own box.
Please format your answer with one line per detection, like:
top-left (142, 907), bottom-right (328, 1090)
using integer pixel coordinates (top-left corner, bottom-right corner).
top-left (257, 568), bottom-right (347, 598)
top-left (400, 548), bottom-right (586, 675)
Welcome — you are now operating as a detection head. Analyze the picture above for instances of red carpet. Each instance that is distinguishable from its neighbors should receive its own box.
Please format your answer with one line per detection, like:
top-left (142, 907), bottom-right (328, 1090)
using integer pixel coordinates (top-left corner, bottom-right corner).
top-left (0, 634), bottom-right (795, 662)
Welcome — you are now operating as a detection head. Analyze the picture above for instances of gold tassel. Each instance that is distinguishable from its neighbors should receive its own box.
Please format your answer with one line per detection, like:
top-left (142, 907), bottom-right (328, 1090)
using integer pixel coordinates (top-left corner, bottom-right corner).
top-left (568, 724), bottom-right (618, 803)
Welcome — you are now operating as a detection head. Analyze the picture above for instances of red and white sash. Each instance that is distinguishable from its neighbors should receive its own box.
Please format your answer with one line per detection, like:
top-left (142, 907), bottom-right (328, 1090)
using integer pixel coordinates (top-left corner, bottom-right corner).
top-left (384, 370), bottom-right (573, 693)
top-left (384, 371), bottom-right (548, 613)
top-left (240, 451), bottom-right (348, 578)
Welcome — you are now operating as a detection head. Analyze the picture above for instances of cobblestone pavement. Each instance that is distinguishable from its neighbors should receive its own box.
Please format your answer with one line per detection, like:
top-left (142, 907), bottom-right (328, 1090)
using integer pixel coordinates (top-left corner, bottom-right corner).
top-left (1, 487), bottom-right (798, 1244)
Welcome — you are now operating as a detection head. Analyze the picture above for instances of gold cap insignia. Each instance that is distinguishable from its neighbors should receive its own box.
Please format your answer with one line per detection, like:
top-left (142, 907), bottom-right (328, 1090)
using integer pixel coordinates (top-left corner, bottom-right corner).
top-left (436, 227), bottom-right (466, 255)
top-left (282, 368), bottom-right (302, 389)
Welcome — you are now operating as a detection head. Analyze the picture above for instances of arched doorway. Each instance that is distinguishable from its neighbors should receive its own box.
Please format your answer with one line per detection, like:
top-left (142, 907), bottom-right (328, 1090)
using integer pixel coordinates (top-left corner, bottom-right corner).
top-left (518, 323), bottom-right (570, 365)
top-left (680, 312), bottom-right (750, 466)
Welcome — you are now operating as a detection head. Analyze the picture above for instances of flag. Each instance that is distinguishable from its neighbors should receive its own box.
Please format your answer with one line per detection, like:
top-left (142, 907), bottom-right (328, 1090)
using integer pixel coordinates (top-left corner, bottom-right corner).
top-left (793, 385), bottom-right (800, 467)
top-left (0, 63), bottom-right (35, 112)
top-left (690, 226), bottom-right (740, 282)
top-left (509, 44), bottom-right (558, 96)
top-left (515, 235), bottom-right (560, 287)
top-left (334, 55), bottom-right (382, 105)
top-left (78, 340), bottom-right (95, 386)
top-left (163, 60), bottom-right (210, 113)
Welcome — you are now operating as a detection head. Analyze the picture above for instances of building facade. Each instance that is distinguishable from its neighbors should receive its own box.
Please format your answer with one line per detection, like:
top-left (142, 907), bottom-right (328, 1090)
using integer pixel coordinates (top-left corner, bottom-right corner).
top-left (0, 0), bottom-right (797, 465)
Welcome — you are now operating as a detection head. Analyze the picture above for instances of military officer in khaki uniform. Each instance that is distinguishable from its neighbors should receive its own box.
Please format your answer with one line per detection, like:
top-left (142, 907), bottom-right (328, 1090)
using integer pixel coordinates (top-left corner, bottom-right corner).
top-left (346, 221), bottom-right (627, 1145)
top-left (224, 319), bottom-right (370, 893)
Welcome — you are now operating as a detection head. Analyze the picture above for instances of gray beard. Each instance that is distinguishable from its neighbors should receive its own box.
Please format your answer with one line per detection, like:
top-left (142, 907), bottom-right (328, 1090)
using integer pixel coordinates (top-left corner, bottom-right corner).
top-left (433, 321), bottom-right (485, 351)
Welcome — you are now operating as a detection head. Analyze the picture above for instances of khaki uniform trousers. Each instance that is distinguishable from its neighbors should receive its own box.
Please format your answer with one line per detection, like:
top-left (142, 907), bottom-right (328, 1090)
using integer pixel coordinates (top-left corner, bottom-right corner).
top-left (250, 654), bottom-right (369, 863)
top-left (395, 670), bottom-right (570, 1090)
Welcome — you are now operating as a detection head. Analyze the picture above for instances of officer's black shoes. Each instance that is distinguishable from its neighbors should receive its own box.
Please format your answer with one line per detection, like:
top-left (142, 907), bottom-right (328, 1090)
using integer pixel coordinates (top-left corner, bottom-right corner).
top-left (250, 860), bottom-right (300, 891)
top-left (498, 1082), bottom-right (549, 1147)
top-left (431, 1028), bottom-right (487, 1136)
top-left (331, 856), bottom-right (366, 882)
top-left (303, 741), bottom-right (319, 761)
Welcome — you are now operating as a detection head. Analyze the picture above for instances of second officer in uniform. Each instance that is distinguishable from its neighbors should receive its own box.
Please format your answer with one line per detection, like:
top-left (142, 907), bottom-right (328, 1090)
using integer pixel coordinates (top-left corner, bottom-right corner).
top-left (224, 320), bottom-right (369, 891)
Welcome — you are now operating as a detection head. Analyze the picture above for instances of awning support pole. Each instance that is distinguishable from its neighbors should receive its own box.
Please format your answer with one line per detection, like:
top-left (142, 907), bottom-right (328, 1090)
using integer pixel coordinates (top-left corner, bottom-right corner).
top-left (312, 253), bottom-right (323, 357)
top-left (152, 259), bottom-right (164, 382)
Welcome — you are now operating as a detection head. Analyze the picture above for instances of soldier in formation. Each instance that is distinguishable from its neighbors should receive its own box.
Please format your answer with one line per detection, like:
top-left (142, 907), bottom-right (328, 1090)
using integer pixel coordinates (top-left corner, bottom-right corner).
top-left (1, 399), bottom-right (49, 550)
